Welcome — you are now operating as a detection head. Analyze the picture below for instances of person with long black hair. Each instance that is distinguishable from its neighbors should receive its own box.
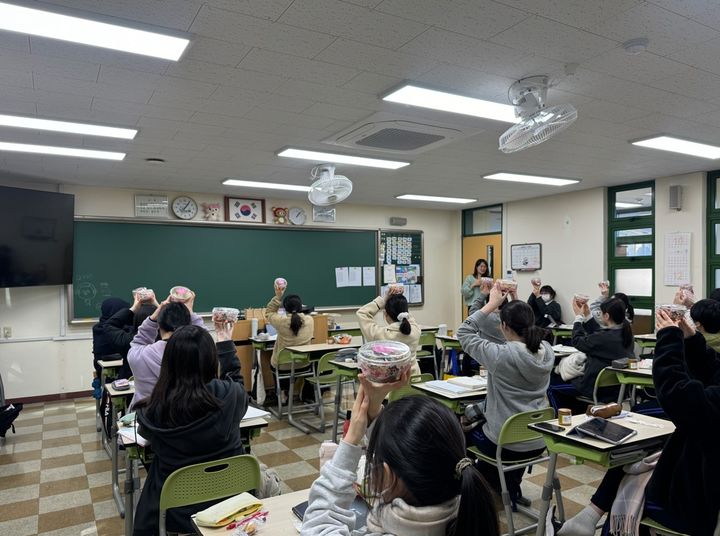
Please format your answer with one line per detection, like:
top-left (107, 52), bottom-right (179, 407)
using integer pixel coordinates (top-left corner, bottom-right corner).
top-left (132, 320), bottom-right (248, 536)
top-left (457, 282), bottom-right (554, 508)
top-left (301, 375), bottom-right (499, 536)
top-left (357, 287), bottom-right (421, 376)
top-left (571, 297), bottom-right (634, 399)
top-left (266, 282), bottom-right (314, 403)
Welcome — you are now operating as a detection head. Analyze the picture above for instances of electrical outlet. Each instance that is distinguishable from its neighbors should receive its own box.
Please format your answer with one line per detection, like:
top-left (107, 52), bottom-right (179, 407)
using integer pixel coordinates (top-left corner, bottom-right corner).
top-left (2, 326), bottom-right (11, 338)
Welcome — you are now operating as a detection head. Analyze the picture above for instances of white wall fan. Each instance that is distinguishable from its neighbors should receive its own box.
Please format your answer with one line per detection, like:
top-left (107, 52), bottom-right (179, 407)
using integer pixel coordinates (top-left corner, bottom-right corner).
top-left (498, 75), bottom-right (578, 154)
top-left (308, 164), bottom-right (353, 206)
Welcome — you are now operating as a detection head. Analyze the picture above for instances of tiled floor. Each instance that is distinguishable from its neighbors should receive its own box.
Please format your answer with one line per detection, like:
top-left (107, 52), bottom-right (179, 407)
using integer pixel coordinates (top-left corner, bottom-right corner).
top-left (0, 399), bottom-right (604, 535)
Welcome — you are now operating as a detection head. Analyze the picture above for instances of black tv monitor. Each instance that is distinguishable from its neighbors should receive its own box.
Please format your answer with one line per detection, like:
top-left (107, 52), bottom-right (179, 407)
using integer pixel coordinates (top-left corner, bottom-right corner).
top-left (0, 186), bottom-right (75, 288)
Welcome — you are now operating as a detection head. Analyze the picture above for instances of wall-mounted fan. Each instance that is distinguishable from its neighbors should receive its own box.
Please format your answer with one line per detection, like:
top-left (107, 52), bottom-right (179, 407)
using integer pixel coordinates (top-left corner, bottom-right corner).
top-left (499, 75), bottom-right (577, 154)
top-left (308, 164), bottom-right (353, 206)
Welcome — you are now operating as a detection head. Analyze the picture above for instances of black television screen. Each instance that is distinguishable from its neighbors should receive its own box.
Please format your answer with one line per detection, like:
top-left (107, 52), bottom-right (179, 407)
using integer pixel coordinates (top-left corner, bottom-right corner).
top-left (0, 186), bottom-right (74, 288)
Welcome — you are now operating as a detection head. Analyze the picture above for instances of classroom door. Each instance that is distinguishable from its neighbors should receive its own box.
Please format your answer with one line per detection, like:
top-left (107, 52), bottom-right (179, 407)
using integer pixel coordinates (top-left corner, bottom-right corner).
top-left (462, 234), bottom-right (502, 317)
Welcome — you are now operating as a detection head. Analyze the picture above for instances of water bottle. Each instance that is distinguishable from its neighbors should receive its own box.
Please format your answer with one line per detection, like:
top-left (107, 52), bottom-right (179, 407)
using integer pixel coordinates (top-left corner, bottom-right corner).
top-left (250, 318), bottom-right (258, 337)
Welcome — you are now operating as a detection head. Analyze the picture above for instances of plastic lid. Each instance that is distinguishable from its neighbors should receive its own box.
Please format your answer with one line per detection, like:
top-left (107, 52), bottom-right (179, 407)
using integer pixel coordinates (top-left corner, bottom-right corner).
top-left (358, 340), bottom-right (410, 362)
top-left (656, 304), bottom-right (687, 312)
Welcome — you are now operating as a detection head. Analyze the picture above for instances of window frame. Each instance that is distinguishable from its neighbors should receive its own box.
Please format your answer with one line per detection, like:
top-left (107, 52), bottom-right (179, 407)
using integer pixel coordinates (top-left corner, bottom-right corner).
top-left (462, 204), bottom-right (503, 237)
top-left (706, 171), bottom-right (720, 291)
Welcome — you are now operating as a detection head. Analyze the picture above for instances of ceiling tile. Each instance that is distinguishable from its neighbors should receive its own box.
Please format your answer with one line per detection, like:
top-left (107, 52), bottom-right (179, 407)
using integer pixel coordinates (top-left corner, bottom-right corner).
top-left (183, 37), bottom-right (253, 67)
top-left (490, 15), bottom-right (618, 63)
top-left (341, 72), bottom-right (403, 94)
top-left (578, 99), bottom-right (651, 123)
top-left (271, 79), bottom-right (380, 110)
top-left (0, 33), bottom-right (30, 53)
top-left (302, 102), bottom-right (375, 122)
top-left (650, 68), bottom-right (720, 101)
top-left (414, 64), bottom-right (514, 101)
top-left (338, 0), bottom-right (384, 7)
top-left (593, 3), bottom-right (720, 57)
top-left (190, 5), bottom-right (336, 58)
top-left (91, 98), bottom-right (195, 121)
top-left (0, 98), bottom-right (37, 116)
top-left (239, 48), bottom-right (359, 85)
top-left (203, 0), bottom-right (294, 21)
top-left (669, 37), bottom-right (720, 77)
top-left (647, 0), bottom-right (720, 30)
top-left (376, 0), bottom-right (529, 40)
top-left (583, 48), bottom-right (689, 84)
top-left (278, 0), bottom-right (428, 49)
top-left (35, 104), bottom-right (140, 127)
top-left (34, 74), bottom-right (154, 104)
top-left (495, 0), bottom-right (640, 30)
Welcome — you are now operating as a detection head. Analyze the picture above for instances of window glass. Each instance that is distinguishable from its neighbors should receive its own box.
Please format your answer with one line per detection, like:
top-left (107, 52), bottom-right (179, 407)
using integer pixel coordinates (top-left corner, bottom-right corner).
top-left (614, 187), bottom-right (653, 219)
top-left (463, 206), bottom-right (501, 235)
top-left (614, 268), bottom-right (653, 297)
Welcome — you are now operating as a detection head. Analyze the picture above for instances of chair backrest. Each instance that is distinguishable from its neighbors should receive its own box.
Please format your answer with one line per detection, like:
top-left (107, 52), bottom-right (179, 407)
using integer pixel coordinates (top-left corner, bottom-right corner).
top-left (418, 331), bottom-right (436, 347)
top-left (316, 351), bottom-right (339, 376)
top-left (496, 407), bottom-right (556, 447)
top-left (593, 367), bottom-right (621, 404)
top-left (276, 349), bottom-right (310, 368)
top-left (159, 455), bottom-right (261, 530)
top-left (387, 374), bottom-right (433, 403)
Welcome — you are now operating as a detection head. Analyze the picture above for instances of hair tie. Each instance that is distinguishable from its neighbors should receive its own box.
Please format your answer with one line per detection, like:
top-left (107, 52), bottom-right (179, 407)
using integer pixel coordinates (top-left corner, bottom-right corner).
top-left (455, 457), bottom-right (473, 479)
top-left (397, 312), bottom-right (410, 321)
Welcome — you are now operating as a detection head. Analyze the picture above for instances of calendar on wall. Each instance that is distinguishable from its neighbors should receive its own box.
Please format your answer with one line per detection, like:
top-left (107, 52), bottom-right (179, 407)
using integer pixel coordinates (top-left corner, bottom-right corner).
top-left (664, 232), bottom-right (691, 286)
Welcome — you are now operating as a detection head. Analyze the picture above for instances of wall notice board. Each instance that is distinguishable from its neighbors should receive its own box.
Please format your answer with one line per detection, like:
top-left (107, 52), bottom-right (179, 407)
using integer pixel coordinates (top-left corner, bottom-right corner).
top-left (379, 230), bottom-right (424, 305)
top-left (71, 220), bottom-right (378, 319)
top-left (510, 243), bottom-right (542, 271)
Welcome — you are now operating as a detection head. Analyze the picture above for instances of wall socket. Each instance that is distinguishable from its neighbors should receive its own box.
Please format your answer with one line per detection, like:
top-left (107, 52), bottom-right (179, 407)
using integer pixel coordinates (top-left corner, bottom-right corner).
top-left (2, 326), bottom-right (11, 338)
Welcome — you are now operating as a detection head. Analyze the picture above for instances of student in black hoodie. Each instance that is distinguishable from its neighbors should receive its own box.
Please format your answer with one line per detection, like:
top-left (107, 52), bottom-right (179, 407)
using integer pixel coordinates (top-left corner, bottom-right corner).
top-left (528, 284), bottom-right (562, 328)
top-left (557, 308), bottom-right (720, 536)
top-left (92, 297), bottom-right (129, 376)
top-left (133, 319), bottom-right (249, 536)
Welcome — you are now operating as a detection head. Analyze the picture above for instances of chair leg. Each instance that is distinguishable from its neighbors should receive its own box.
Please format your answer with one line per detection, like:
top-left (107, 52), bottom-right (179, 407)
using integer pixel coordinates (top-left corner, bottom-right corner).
top-left (497, 461), bottom-right (515, 536)
top-left (313, 372), bottom-right (326, 433)
top-left (552, 473), bottom-right (566, 523)
top-left (332, 378), bottom-right (343, 443)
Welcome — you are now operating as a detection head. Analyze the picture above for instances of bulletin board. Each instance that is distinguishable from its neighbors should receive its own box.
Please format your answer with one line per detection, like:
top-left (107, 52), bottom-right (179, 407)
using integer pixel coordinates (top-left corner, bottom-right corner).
top-left (510, 243), bottom-right (542, 271)
top-left (379, 230), bottom-right (424, 306)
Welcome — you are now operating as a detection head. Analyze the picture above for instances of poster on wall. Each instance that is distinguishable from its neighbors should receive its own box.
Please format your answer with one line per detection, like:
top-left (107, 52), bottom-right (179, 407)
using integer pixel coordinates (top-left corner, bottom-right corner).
top-left (510, 243), bottom-right (542, 271)
top-left (664, 232), bottom-right (691, 286)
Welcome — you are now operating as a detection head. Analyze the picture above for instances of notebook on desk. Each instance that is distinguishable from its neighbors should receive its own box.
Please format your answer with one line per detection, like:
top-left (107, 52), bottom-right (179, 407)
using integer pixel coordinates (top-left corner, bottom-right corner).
top-left (425, 379), bottom-right (486, 394)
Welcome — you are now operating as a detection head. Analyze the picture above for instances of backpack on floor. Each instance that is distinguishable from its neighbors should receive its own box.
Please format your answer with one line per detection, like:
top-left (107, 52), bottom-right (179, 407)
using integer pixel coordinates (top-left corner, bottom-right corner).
top-left (0, 403), bottom-right (23, 438)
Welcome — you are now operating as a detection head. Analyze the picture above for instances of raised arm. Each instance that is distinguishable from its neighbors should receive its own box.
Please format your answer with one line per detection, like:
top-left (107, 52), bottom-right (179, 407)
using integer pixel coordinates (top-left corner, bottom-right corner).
top-left (356, 296), bottom-right (386, 341)
top-left (104, 307), bottom-right (134, 351)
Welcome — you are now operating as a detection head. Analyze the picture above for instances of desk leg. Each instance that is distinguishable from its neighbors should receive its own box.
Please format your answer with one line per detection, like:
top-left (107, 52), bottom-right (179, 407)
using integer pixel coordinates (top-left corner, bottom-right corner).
top-left (111, 434), bottom-right (125, 519)
top-left (332, 376), bottom-right (343, 443)
top-left (535, 452), bottom-right (560, 536)
top-left (617, 384), bottom-right (627, 405)
top-left (123, 451), bottom-right (138, 536)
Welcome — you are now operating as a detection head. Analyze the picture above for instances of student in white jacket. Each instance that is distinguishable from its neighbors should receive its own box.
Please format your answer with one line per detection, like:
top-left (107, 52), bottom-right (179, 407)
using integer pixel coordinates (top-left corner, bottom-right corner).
top-left (356, 288), bottom-right (421, 376)
top-left (301, 373), bottom-right (499, 536)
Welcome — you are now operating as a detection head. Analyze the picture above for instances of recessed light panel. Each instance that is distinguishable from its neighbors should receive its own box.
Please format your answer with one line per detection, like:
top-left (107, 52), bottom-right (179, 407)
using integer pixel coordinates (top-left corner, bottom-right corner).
top-left (396, 194), bottom-right (476, 204)
top-left (483, 172), bottom-right (580, 186)
top-left (0, 141), bottom-right (125, 160)
top-left (223, 179), bottom-right (311, 192)
top-left (278, 148), bottom-right (409, 169)
top-left (0, 114), bottom-right (137, 139)
top-left (631, 136), bottom-right (720, 159)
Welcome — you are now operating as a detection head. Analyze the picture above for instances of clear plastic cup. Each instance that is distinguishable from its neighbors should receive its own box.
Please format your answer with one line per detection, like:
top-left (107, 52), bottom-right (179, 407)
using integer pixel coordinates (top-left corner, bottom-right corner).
top-left (574, 293), bottom-right (590, 305)
top-left (498, 279), bottom-right (518, 292)
top-left (357, 340), bottom-right (412, 383)
top-left (169, 286), bottom-right (193, 302)
top-left (531, 277), bottom-right (542, 287)
top-left (132, 287), bottom-right (155, 302)
top-left (656, 304), bottom-right (687, 321)
top-left (211, 307), bottom-right (240, 323)
top-left (480, 277), bottom-right (494, 286)
top-left (274, 277), bottom-right (287, 289)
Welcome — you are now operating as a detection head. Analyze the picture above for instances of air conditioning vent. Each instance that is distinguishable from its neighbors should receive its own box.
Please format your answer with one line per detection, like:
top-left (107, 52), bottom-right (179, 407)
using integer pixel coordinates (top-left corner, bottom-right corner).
top-left (323, 112), bottom-right (482, 155)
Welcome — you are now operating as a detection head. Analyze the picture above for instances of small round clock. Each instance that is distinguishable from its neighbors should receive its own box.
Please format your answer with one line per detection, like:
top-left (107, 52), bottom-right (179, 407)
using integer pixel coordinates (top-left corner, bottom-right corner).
top-left (289, 207), bottom-right (307, 225)
top-left (171, 195), bottom-right (198, 220)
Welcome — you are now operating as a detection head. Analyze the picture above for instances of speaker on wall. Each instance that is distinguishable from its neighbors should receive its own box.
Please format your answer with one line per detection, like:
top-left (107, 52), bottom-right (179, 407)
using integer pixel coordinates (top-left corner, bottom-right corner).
top-left (669, 185), bottom-right (682, 211)
top-left (389, 216), bottom-right (407, 226)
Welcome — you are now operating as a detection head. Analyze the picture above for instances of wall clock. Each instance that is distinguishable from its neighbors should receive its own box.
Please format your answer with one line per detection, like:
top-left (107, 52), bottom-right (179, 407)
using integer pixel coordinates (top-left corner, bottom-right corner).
top-left (172, 195), bottom-right (198, 220)
top-left (289, 207), bottom-right (307, 225)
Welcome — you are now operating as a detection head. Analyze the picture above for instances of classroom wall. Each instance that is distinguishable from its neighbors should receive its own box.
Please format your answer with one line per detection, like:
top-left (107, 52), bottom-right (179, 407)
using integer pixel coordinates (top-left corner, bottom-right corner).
top-left (0, 180), bottom-right (461, 399)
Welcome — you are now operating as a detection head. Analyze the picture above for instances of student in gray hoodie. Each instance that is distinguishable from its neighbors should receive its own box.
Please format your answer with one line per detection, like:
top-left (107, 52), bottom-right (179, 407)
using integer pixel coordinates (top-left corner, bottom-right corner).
top-left (457, 282), bottom-right (554, 508)
top-left (301, 375), bottom-right (500, 536)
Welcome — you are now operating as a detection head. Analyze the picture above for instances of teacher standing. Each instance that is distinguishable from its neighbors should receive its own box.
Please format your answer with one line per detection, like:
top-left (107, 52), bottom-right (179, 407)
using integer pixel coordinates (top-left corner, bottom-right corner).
top-left (462, 258), bottom-right (491, 316)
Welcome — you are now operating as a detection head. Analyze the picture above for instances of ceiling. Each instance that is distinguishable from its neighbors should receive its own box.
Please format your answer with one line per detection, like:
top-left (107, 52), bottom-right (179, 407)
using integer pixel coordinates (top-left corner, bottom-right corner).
top-left (1, 0), bottom-right (720, 209)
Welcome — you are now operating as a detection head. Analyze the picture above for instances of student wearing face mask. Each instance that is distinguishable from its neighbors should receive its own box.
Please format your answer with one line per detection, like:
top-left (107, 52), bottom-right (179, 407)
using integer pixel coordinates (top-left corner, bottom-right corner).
top-left (689, 299), bottom-right (720, 352)
top-left (456, 282), bottom-right (554, 509)
top-left (528, 283), bottom-right (562, 328)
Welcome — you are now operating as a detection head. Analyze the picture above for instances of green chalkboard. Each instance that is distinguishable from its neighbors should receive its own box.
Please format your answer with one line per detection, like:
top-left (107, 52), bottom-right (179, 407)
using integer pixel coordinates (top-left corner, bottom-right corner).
top-left (72, 220), bottom-right (378, 319)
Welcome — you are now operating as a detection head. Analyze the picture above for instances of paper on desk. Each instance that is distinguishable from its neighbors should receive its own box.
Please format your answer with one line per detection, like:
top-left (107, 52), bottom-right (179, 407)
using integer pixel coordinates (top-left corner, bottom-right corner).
top-left (362, 266), bottom-right (376, 286)
top-left (118, 425), bottom-right (149, 446)
top-left (335, 267), bottom-right (349, 288)
top-left (382, 264), bottom-right (396, 283)
top-left (243, 406), bottom-right (271, 420)
top-left (348, 267), bottom-right (362, 287)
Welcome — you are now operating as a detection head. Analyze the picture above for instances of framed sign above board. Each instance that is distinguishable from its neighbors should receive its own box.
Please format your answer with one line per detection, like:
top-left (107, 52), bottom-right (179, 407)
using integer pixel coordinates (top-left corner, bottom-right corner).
top-left (510, 243), bottom-right (542, 271)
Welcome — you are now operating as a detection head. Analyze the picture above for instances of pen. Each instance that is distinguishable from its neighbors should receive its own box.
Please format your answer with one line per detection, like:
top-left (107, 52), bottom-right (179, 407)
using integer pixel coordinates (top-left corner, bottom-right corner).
top-left (626, 418), bottom-right (663, 428)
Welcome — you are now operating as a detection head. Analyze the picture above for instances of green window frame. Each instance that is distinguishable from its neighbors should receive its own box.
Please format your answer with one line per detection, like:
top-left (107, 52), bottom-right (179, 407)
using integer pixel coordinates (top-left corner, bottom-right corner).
top-left (607, 181), bottom-right (655, 312)
top-left (462, 205), bottom-right (502, 237)
top-left (706, 171), bottom-right (720, 291)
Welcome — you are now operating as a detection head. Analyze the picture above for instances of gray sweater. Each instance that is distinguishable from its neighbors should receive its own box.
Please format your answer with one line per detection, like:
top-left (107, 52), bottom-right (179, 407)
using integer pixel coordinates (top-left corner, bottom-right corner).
top-left (456, 311), bottom-right (554, 451)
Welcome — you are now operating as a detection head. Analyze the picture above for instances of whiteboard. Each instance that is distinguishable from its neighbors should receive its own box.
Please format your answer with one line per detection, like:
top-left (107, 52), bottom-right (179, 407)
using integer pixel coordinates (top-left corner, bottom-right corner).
top-left (511, 243), bottom-right (542, 271)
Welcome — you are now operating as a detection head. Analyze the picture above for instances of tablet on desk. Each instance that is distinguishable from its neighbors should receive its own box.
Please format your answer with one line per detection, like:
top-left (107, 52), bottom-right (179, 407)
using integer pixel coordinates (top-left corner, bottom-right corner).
top-left (574, 417), bottom-right (637, 445)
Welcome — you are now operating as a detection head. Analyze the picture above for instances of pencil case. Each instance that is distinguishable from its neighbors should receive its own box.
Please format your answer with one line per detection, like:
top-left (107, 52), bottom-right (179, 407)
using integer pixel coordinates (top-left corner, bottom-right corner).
top-left (195, 492), bottom-right (263, 527)
top-left (112, 379), bottom-right (130, 391)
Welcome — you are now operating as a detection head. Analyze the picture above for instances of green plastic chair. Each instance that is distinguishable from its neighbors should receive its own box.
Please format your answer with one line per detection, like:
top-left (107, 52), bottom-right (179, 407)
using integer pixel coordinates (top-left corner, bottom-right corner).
top-left (271, 349), bottom-right (319, 426)
top-left (387, 373), bottom-right (433, 403)
top-left (593, 367), bottom-right (622, 404)
top-left (468, 407), bottom-right (559, 536)
top-left (640, 517), bottom-right (689, 536)
top-left (415, 332), bottom-right (439, 379)
top-left (306, 352), bottom-right (357, 441)
top-left (159, 454), bottom-right (261, 536)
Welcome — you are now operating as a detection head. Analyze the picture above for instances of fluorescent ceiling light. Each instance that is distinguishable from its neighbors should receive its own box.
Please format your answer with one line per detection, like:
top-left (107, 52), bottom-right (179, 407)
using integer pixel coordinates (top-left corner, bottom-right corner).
top-left (396, 194), bottom-right (476, 204)
top-left (0, 114), bottom-right (137, 139)
top-left (631, 136), bottom-right (720, 159)
top-left (383, 84), bottom-right (517, 124)
top-left (483, 172), bottom-right (580, 186)
top-left (615, 202), bottom-right (643, 208)
top-left (223, 179), bottom-right (311, 192)
top-left (278, 148), bottom-right (409, 170)
top-left (0, 2), bottom-right (189, 60)
top-left (0, 141), bottom-right (124, 160)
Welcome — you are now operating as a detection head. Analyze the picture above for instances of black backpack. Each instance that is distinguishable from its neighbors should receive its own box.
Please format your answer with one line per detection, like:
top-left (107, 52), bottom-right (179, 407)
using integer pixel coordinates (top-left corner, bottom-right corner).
top-left (0, 403), bottom-right (23, 438)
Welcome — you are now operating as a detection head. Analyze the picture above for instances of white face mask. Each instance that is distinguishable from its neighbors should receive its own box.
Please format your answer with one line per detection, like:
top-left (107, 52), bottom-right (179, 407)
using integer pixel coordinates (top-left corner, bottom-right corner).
top-left (541, 294), bottom-right (552, 303)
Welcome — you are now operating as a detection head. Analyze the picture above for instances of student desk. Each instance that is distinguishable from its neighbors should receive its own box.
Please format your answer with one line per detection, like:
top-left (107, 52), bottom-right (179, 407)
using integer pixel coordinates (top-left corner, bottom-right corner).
top-left (329, 322), bottom-right (363, 338)
top-left (634, 333), bottom-right (657, 356)
top-left (105, 382), bottom-right (135, 520)
top-left (607, 365), bottom-right (654, 404)
top-left (283, 337), bottom-right (363, 433)
top-left (191, 488), bottom-right (310, 536)
top-left (531, 413), bottom-right (675, 536)
top-left (119, 415), bottom-right (270, 536)
top-left (551, 324), bottom-right (574, 344)
top-left (434, 334), bottom-right (462, 374)
top-left (413, 381), bottom-right (486, 413)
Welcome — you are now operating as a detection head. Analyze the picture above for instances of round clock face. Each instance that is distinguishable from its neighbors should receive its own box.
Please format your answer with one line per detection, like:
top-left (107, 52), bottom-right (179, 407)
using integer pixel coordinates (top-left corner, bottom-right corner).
top-left (172, 196), bottom-right (198, 220)
top-left (289, 207), bottom-right (307, 225)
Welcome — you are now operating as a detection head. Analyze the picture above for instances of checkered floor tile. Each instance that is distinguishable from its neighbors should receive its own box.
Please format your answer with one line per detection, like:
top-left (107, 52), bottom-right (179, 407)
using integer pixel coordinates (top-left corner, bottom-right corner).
top-left (0, 399), bottom-right (604, 535)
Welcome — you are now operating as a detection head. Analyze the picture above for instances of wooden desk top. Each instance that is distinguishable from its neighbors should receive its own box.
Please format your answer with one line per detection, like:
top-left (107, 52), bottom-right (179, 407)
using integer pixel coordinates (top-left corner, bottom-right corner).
top-left (530, 413), bottom-right (673, 452)
top-left (286, 336), bottom-right (363, 354)
top-left (192, 489), bottom-right (309, 535)
top-left (634, 333), bottom-right (657, 341)
top-left (98, 359), bottom-right (123, 368)
top-left (414, 381), bottom-right (486, 400)
top-left (608, 366), bottom-right (653, 377)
